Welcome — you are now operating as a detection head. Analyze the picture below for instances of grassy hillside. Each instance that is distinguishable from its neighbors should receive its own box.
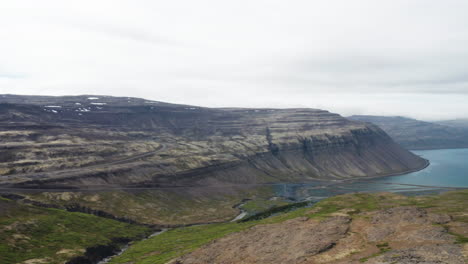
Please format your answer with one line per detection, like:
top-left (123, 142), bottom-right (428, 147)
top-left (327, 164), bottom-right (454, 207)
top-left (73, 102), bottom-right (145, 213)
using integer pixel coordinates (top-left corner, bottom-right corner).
top-left (0, 197), bottom-right (151, 264)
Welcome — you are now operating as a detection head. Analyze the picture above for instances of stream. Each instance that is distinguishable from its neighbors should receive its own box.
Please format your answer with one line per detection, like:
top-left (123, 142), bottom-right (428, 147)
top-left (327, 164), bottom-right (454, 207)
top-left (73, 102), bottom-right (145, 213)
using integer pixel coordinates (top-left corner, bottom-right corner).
top-left (97, 202), bottom-right (250, 263)
top-left (97, 229), bottom-right (168, 264)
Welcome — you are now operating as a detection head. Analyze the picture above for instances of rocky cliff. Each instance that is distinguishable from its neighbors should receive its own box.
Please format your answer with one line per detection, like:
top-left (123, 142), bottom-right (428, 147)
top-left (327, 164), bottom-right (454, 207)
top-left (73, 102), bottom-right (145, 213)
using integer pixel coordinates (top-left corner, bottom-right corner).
top-left (0, 95), bottom-right (427, 189)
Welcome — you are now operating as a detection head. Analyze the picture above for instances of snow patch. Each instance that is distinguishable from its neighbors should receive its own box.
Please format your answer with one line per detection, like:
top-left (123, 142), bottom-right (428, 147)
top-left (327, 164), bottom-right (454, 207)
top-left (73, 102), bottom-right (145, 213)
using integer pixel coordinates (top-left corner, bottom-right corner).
top-left (91, 102), bottom-right (106, 105)
top-left (87, 97), bottom-right (99, 100)
top-left (45, 105), bottom-right (62, 108)
top-left (76, 108), bottom-right (91, 112)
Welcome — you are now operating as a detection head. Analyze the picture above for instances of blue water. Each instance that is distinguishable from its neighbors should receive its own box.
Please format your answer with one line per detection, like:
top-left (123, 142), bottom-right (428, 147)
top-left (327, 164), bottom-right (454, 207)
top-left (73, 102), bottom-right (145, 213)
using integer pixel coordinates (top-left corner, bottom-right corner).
top-left (275, 148), bottom-right (468, 200)
top-left (373, 148), bottom-right (468, 187)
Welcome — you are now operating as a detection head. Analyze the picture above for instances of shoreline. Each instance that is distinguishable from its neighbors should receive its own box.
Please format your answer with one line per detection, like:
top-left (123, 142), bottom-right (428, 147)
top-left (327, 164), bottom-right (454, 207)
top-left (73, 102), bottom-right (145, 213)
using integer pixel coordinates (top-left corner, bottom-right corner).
top-left (0, 157), bottom-right (432, 192)
top-left (339, 158), bottom-right (431, 184)
top-left (408, 146), bottom-right (468, 151)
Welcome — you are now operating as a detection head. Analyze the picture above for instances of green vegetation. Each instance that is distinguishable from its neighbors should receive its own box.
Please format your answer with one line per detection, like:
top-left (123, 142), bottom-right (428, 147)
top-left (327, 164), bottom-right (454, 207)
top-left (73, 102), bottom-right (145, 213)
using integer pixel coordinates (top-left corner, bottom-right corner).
top-left (110, 222), bottom-right (258, 264)
top-left (110, 190), bottom-right (468, 264)
top-left (449, 231), bottom-right (468, 244)
top-left (0, 198), bottom-right (151, 264)
top-left (24, 186), bottom-right (275, 226)
top-left (359, 242), bottom-right (392, 262)
top-left (241, 198), bottom-right (290, 215)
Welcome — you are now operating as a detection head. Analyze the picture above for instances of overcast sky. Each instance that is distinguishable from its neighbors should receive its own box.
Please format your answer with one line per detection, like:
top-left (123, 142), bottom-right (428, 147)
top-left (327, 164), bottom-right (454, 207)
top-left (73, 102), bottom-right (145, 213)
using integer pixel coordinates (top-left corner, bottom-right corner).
top-left (1, 1), bottom-right (468, 120)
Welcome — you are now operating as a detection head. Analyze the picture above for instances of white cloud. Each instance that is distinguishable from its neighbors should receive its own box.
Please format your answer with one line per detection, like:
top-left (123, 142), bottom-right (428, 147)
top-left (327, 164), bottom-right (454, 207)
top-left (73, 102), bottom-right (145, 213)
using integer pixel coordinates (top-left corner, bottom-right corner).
top-left (1, 0), bottom-right (468, 120)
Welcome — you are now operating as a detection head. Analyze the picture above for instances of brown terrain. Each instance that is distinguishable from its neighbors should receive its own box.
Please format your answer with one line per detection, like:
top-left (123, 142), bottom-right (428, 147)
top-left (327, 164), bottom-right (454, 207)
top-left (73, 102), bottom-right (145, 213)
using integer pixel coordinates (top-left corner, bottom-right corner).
top-left (173, 205), bottom-right (467, 264)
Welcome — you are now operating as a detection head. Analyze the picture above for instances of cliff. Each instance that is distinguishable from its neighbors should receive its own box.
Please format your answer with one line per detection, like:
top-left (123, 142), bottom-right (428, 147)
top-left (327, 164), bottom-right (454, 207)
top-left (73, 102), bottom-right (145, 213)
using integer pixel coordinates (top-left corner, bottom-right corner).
top-left (0, 95), bottom-right (427, 189)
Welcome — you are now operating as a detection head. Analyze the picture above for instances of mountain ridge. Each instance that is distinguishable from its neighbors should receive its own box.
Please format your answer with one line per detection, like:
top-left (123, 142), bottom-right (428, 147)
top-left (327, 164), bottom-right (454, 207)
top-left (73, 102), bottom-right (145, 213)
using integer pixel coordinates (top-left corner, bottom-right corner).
top-left (0, 95), bottom-right (426, 189)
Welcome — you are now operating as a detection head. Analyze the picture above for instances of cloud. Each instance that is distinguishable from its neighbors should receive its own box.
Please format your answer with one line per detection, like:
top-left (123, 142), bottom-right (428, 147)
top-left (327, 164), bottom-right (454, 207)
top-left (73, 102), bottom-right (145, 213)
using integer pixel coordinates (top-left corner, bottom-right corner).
top-left (0, 73), bottom-right (27, 79)
top-left (0, 0), bottom-right (468, 120)
top-left (62, 19), bottom-right (179, 47)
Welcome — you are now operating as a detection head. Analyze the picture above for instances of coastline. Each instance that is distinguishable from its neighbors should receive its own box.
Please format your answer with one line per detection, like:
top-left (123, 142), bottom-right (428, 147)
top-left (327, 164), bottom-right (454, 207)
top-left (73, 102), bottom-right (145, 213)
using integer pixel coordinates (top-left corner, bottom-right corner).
top-left (346, 157), bottom-right (431, 183)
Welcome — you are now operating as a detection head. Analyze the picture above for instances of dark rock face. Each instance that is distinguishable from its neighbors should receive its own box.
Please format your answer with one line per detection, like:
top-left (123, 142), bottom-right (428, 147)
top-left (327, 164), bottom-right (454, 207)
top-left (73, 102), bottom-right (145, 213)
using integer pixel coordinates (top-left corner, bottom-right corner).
top-left (349, 115), bottom-right (468, 150)
top-left (0, 95), bottom-right (427, 188)
top-left (65, 238), bottom-right (130, 264)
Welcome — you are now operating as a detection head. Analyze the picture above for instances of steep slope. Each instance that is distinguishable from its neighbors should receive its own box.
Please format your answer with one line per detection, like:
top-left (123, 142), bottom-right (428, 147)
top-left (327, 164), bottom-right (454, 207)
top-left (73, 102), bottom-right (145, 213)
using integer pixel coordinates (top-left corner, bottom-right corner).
top-left (0, 95), bottom-right (426, 189)
top-left (349, 115), bottom-right (468, 150)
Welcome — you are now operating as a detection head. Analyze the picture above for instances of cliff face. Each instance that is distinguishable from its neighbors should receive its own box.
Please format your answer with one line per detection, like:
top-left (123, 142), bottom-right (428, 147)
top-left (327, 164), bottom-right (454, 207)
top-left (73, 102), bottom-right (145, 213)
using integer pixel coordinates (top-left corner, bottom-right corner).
top-left (0, 95), bottom-right (426, 188)
top-left (349, 115), bottom-right (468, 150)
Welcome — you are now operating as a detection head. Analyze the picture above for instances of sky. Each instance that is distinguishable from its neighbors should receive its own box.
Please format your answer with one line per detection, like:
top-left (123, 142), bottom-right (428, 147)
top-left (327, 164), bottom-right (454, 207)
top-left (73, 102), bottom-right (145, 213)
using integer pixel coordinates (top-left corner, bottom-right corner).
top-left (1, 0), bottom-right (468, 121)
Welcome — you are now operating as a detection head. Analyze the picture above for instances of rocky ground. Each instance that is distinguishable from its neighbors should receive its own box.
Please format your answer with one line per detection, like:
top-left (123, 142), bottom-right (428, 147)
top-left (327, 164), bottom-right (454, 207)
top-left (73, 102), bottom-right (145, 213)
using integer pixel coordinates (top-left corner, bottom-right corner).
top-left (173, 206), bottom-right (466, 264)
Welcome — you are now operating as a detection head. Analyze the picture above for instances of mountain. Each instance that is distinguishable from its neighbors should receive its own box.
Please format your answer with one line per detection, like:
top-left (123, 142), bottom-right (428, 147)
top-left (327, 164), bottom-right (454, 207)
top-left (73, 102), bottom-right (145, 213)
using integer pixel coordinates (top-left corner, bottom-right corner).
top-left (0, 94), bottom-right (426, 189)
top-left (349, 115), bottom-right (468, 150)
top-left (437, 118), bottom-right (468, 129)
